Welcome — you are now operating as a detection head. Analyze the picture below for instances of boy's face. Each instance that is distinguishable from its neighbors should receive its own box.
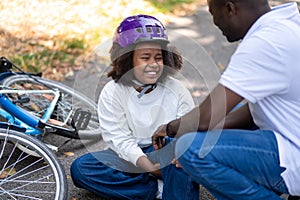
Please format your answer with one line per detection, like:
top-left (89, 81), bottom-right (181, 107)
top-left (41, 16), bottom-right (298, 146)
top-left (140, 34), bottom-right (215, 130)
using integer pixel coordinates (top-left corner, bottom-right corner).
top-left (133, 42), bottom-right (163, 84)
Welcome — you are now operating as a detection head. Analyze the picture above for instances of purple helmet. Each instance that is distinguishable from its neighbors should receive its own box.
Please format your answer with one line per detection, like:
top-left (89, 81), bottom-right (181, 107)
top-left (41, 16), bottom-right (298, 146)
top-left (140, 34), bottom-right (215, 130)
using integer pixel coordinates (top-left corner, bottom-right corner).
top-left (113, 14), bottom-right (169, 48)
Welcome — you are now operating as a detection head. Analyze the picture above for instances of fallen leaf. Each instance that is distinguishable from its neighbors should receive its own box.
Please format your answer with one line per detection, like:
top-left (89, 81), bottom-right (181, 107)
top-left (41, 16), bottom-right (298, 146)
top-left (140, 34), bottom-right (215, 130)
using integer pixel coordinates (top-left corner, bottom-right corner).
top-left (42, 94), bottom-right (54, 100)
top-left (64, 152), bottom-right (75, 157)
top-left (30, 102), bottom-right (41, 112)
top-left (0, 167), bottom-right (17, 179)
top-left (217, 62), bottom-right (226, 71)
top-left (48, 118), bottom-right (65, 126)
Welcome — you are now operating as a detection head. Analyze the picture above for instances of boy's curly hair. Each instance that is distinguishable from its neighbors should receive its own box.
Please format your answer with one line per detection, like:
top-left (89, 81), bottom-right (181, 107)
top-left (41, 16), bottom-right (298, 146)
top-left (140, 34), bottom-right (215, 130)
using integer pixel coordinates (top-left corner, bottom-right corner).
top-left (107, 42), bottom-right (183, 86)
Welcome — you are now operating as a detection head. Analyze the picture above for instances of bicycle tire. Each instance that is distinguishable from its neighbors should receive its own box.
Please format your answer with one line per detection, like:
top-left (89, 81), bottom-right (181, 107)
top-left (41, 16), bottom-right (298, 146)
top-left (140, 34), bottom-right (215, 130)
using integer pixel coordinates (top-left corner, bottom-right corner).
top-left (0, 123), bottom-right (67, 200)
top-left (1, 74), bottom-right (102, 139)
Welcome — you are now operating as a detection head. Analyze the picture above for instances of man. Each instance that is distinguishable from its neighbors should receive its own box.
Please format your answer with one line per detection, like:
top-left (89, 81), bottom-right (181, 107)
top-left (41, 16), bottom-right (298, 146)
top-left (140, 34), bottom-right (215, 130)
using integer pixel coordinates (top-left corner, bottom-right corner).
top-left (152, 0), bottom-right (300, 199)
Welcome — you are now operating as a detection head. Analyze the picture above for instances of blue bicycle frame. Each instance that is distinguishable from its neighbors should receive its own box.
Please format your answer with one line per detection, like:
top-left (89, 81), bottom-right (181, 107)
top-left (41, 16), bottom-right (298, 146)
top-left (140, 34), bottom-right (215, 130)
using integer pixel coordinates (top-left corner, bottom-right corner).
top-left (0, 70), bottom-right (93, 141)
top-left (0, 87), bottom-right (61, 137)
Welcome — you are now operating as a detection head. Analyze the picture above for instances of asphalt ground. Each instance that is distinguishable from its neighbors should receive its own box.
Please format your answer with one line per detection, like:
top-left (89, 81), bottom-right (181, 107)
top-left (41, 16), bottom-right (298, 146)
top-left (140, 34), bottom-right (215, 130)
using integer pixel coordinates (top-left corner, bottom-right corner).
top-left (55, 1), bottom-right (299, 199)
top-left (55, 4), bottom-right (236, 200)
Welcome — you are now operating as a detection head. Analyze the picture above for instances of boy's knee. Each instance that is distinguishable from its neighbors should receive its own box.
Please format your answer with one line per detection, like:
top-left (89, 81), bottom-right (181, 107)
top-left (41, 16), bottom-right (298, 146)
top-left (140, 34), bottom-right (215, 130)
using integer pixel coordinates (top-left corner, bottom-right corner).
top-left (70, 159), bottom-right (78, 176)
top-left (70, 156), bottom-right (87, 187)
top-left (175, 132), bottom-right (200, 161)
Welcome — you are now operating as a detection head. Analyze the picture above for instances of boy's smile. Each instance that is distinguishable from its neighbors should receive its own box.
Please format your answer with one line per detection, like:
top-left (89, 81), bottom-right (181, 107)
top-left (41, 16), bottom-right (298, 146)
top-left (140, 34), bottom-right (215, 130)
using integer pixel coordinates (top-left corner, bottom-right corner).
top-left (133, 42), bottom-right (163, 84)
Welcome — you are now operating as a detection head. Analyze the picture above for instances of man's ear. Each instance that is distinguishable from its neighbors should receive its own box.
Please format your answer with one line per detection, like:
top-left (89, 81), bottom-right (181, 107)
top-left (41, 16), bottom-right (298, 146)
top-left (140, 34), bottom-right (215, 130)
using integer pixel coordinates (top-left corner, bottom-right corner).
top-left (225, 1), bottom-right (237, 16)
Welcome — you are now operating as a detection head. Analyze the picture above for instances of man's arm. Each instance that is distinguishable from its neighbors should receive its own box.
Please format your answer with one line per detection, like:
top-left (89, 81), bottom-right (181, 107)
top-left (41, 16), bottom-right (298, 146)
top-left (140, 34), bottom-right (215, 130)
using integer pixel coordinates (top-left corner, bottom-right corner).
top-left (166, 84), bottom-right (244, 137)
top-left (152, 84), bottom-right (247, 148)
top-left (214, 102), bottom-right (255, 130)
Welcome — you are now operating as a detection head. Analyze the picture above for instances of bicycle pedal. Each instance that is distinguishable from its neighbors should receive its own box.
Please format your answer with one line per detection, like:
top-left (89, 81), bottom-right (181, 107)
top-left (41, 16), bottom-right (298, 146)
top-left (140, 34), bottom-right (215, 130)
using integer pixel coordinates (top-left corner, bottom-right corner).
top-left (71, 108), bottom-right (92, 130)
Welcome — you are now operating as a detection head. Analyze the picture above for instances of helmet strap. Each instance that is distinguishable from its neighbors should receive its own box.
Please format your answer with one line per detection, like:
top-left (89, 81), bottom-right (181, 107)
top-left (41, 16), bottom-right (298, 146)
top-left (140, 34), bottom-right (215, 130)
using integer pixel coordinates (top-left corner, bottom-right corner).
top-left (132, 79), bottom-right (157, 98)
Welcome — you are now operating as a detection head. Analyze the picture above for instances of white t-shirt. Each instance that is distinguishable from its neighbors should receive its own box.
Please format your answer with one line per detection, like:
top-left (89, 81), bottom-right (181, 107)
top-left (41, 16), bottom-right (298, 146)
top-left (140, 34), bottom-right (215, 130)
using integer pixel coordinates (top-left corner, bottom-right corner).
top-left (98, 77), bottom-right (195, 166)
top-left (219, 3), bottom-right (300, 195)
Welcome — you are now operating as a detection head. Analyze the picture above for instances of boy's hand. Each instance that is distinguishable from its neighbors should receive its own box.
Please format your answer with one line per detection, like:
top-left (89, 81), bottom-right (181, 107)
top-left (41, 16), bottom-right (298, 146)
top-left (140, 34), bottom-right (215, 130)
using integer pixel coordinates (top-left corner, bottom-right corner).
top-left (172, 158), bottom-right (182, 168)
top-left (152, 124), bottom-right (167, 150)
top-left (136, 156), bottom-right (161, 176)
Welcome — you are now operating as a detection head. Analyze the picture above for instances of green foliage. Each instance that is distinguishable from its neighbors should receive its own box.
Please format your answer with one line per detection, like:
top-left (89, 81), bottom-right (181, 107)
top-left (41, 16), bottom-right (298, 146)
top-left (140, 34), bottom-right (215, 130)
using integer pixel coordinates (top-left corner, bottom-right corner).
top-left (63, 39), bottom-right (86, 50)
top-left (2, 0), bottom-right (200, 78)
top-left (147, 0), bottom-right (195, 12)
top-left (11, 49), bottom-right (76, 73)
top-left (11, 54), bottom-right (42, 73)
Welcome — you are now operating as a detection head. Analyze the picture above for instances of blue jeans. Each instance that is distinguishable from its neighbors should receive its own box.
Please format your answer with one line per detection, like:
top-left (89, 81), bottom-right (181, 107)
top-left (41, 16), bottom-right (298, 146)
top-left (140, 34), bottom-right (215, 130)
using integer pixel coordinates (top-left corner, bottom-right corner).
top-left (175, 129), bottom-right (289, 200)
top-left (70, 138), bottom-right (199, 200)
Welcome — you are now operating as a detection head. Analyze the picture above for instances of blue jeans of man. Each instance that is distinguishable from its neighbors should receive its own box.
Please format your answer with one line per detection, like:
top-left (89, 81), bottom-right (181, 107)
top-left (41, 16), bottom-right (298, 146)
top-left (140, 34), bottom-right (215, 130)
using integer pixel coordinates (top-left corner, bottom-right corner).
top-left (175, 129), bottom-right (289, 200)
top-left (70, 138), bottom-right (199, 200)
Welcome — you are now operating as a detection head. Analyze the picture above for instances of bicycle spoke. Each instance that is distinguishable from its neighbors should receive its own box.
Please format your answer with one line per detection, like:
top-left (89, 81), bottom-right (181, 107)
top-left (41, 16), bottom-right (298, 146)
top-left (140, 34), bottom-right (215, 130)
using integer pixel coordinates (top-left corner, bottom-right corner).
top-left (0, 188), bottom-right (46, 199)
top-left (0, 127), bottom-right (67, 199)
top-left (2, 75), bottom-right (102, 139)
top-left (0, 186), bottom-right (17, 199)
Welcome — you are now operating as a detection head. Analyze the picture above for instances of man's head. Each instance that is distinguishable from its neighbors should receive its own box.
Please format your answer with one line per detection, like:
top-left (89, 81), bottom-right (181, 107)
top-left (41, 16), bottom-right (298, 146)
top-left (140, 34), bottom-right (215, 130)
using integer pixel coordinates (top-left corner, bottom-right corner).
top-left (207, 0), bottom-right (270, 42)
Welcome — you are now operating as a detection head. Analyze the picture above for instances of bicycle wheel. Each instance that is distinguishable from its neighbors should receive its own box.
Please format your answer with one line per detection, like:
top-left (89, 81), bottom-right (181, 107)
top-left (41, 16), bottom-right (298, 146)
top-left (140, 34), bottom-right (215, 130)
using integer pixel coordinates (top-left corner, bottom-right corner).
top-left (1, 74), bottom-right (102, 139)
top-left (0, 124), bottom-right (67, 200)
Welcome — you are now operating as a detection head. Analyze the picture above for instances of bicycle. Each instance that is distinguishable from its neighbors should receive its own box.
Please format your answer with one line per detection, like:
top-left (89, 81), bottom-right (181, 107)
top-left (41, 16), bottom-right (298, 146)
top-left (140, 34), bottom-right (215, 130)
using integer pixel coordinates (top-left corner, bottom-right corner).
top-left (0, 56), bottom-right (103, 200)
top-left (0, 122), bottom-right (67, 199)
top-left (0, 56), bottom-right (102, 147)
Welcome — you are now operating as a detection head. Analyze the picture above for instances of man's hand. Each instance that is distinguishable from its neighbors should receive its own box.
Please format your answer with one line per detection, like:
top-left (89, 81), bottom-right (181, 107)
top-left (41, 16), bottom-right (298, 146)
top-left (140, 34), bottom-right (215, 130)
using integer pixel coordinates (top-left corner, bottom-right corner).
top-left (152, 124), bottom-right (167, 150)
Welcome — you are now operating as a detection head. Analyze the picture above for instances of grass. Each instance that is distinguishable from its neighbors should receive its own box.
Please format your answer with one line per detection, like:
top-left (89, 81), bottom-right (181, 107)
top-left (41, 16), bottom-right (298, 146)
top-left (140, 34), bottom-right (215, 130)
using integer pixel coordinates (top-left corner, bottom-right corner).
top-left (147, 0), bottom-right (196, 12)
top-left (0, 0), bottom-right (205, 80)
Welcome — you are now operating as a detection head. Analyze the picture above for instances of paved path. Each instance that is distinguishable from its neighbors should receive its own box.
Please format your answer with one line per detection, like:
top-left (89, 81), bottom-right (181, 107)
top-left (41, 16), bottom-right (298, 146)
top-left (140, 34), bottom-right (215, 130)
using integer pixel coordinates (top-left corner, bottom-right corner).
top-left (58, 1), bottom-right (299, 199)
top-left (59, 3), bottom-right (237, 200)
